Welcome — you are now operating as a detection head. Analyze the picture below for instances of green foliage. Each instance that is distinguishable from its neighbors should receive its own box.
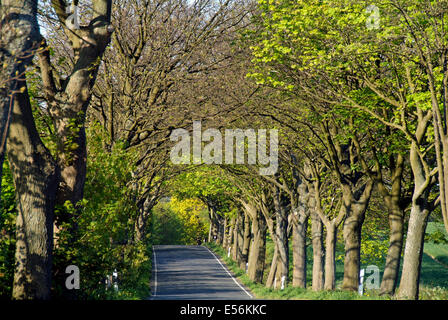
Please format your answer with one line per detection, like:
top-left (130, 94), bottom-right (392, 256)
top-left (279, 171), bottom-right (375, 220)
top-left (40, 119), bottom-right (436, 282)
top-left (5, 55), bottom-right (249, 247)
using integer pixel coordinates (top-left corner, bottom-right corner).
top-left (169, 166), bottom-right (240, 219)
top-left (0, 161), bottom-right (17, 299)
top-left (425, 223), bottom-right (448, 245)
top-left (52, 123), bottom-right (150, 299)
top-left (151, 201), bottom-right (187, 245)
top-left (360, 211), bottom-right (389, 265)
top-left (419, 286), bottom-right (448, 300)
top-left (151, 198), bottom-right (208, 245)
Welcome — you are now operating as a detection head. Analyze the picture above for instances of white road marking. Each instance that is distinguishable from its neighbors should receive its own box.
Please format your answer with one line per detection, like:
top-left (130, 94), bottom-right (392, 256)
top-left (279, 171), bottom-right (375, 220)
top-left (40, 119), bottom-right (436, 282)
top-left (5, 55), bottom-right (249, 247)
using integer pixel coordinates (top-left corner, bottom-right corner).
top-left (203, 246), bottom-right (253, 299)
top-left (152, 246), bottom-right (158, 298)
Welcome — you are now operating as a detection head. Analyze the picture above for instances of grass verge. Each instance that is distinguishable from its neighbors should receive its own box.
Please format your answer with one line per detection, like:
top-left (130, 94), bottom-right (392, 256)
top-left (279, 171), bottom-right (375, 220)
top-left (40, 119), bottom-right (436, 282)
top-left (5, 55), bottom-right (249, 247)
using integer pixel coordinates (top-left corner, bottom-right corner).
top-left (205, 242), bottom-right (389, 300)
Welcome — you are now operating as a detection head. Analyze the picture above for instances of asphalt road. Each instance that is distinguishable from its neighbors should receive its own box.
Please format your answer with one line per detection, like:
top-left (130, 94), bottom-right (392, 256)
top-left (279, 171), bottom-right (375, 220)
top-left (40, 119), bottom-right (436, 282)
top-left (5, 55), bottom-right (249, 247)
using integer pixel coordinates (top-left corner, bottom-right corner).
top-left (151, 245), bottom-right (253, 300)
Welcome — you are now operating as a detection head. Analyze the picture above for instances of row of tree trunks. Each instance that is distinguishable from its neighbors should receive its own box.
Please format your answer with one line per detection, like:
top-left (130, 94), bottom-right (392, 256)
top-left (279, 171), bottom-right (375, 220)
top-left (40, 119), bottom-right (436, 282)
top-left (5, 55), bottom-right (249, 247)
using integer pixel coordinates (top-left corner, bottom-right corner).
top-left (213, 155), bottom-right (428, 300)
top-left (208, 206), bottom-right (223, 243)
top-left (231, 211), bottom-right (246, 266)
top-left (212, 167), bottom-right (328, 293)
top-left (219, 184), bottom-right (327, 292)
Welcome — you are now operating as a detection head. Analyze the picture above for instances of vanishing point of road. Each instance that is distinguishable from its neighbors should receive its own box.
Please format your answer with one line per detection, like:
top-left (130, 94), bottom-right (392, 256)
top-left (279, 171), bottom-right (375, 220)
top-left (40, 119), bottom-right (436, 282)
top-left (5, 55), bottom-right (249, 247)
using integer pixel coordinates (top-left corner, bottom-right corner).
top-left (151, 245), bottom-right (253, 300)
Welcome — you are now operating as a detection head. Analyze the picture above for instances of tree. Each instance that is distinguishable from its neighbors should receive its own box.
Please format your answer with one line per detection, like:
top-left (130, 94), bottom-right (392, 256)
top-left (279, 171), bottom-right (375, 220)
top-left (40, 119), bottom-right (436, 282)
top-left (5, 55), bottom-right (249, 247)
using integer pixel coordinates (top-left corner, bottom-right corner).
top-left (246, 0), bottom-right (444, 298)
top-left (1, 0), bottom-right (114, 299)
top-left (0, 0), bottom-right (60, 299)
top-left (0, 0), bottom-right (40, 181)
top-left (38, 0), bottom-right (113, 212)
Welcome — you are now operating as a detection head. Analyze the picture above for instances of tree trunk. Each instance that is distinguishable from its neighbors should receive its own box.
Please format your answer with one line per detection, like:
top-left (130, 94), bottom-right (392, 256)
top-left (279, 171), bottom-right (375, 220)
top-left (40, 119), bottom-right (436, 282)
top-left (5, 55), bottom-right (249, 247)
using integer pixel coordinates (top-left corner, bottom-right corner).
top-left (43, 0), bottom-right (113, 233)
top-left (378, 154), bottom-right (406, 296)
top-left (271, 187), bottom-right (289, 289)
top-left (247, 213), bottom-right (266, 283)
top-left (1, 0), bottom-right (58, 300)
top-left (274, 259), bottom-right (284, 289)
top-left (341, 212), bottom-right (364, 292)
top-left (324, 222), bottom-right (337, 290)
top-left (134, 196), bottom-right (154, 243)
top-left (292, 214), bottom-right (308, 288)
top-left (8, 85), bottom-right (58, 300)
top-left (0, 0), bottom-right (40, 174)
top-left (397, 140), bottom-right (433, 300)
top-left (217, 213), bottom-right (224, 245)
top-left (208, 206), bottom-right (219, 243)
top-left (275, 206), bottom-right (289, 289)
top-left (311, 211), bottom-right (324, 291)
top-left (341, 181), bottom-right (374, 291)
top-left (380, 205), bottom-right (405, 295)
top-left (232, 215), bottom-right (239, 261)
top-left (240, 213), bottom-right (251, 270)
top-left (236, 212), bottom-right (245, 265)
top-left (266, 243), bottom-right (278, 288)
top-left (222, 216), bottom-right (229, 249)
top-left (208, 221), bottom-right (212, 243)
top-left (232, 213), bottom-right (244, 263)
top-left (227, 217), bottom-right (235, 253)
top-left (396, 202), bottom-right (429, 299)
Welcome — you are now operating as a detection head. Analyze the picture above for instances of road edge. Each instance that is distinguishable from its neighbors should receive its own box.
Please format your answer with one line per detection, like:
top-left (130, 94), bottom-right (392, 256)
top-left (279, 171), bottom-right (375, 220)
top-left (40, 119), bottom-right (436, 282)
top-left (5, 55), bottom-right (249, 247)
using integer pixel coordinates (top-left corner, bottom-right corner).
top-left (203, 245), bottom-right (254, 299)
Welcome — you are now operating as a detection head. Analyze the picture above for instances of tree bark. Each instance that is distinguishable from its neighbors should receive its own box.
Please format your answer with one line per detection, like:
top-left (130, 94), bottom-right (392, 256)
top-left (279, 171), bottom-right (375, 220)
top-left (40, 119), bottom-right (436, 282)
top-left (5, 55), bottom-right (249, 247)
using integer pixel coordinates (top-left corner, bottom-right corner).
top-left (232, 215), bottom-right (239, 261)
top-left (397, 200), bottom-right (429, 299)
top-left (208, 206), bottom-right (219, 243)
top-left (341, 180), bottom-right (374, 291)
top-left (292, 213), bottom-right (308, 288)
top-left (43, 0), bottom-right (113, 220)
top-left (240, 212), bottom-right (251, 270)
top-left (397, 141), bottom-right (433, 299)
top-left (0, 0), bottom-right (40, 168)
top-left (0, 0), bottom-right (59, 299)
top-left (236, 212), bottom-right (245, 265)
top-left (311, 211), bottom-right (324, 291)
top-left (266, 243), bottom-right (278, 288)
top-left (222, 216), bottom-right (229, 249)
top-left (380, 204), bottom-right (405, 295)
top-left (227, 217), bottom-right (235, 253)
top-left (134, 195), bottom-right (156, 243)
top-left (324, 222), bottom-right (337, 290)
top-left (378, 154), bottom-right (407, 296)
top-left (247, 211), bottom-right (266, 283)
top-left (232, 212), bottom-right (245, 263)
top-left (8, 85), bottom-right (58, 299)
top-left (273, 190), bottom-right (289, 289)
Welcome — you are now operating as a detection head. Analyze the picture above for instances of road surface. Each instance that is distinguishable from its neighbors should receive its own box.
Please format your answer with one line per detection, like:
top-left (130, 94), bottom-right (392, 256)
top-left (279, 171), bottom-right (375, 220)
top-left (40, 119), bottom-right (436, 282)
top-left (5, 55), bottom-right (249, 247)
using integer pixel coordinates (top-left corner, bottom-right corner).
top-left (151, 245), bottom-right (253, 300)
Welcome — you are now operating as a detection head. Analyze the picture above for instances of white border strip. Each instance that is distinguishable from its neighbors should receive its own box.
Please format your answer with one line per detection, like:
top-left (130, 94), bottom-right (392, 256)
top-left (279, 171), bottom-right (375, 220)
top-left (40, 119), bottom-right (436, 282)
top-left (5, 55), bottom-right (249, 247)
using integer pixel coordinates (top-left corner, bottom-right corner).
top-left (203, 246), bottom-right (253, 299)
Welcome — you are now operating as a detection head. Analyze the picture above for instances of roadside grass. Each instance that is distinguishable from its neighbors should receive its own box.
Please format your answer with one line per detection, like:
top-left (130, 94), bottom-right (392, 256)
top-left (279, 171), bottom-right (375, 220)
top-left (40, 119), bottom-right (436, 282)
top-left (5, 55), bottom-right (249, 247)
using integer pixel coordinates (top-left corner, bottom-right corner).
top-left (205, 242), bottom-right (387, 300)
top-left (205, 222), bottom-right (448, 300)
top-left (424, 223), bottom-right (448, 268)
top-left (418, 222), bottom-right (448, 299)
